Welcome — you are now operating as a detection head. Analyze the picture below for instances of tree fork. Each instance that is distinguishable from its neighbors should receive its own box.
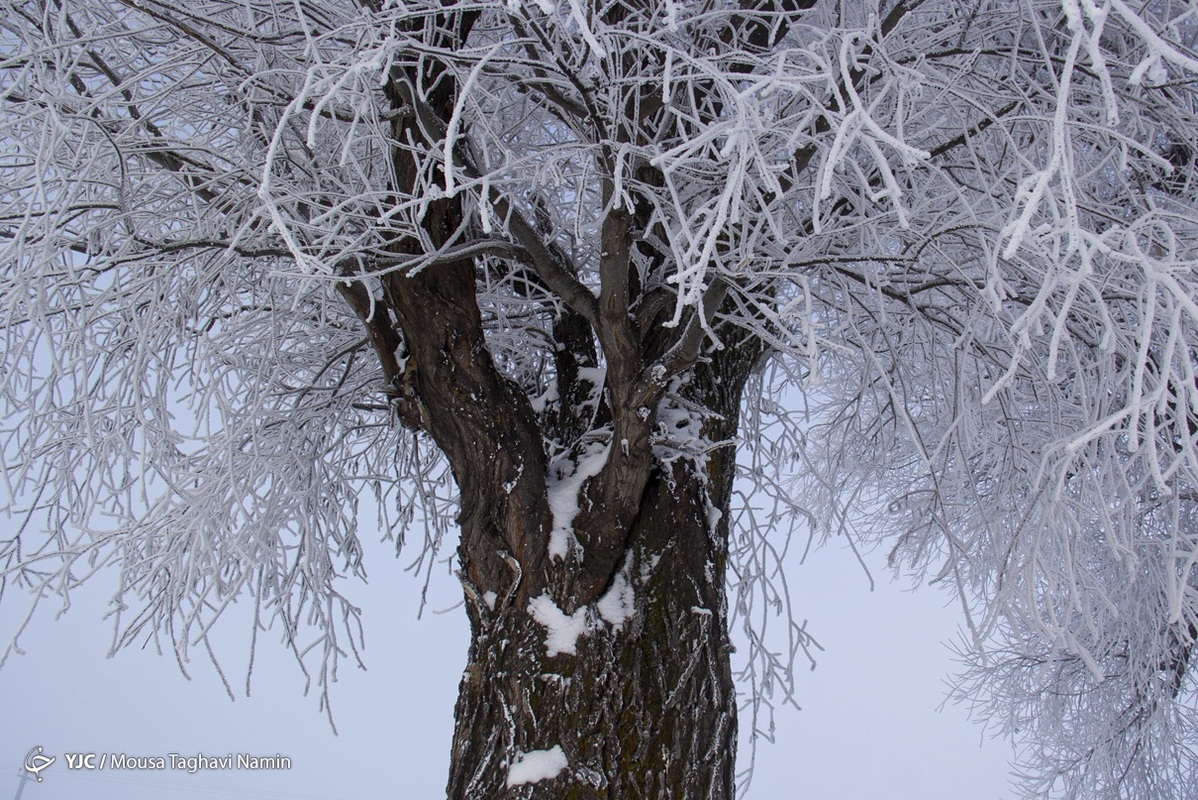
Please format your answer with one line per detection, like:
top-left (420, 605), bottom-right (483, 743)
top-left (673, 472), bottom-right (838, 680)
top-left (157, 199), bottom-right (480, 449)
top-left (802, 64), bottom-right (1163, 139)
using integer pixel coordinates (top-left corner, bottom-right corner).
top-left (443, 312), bottom-right (761, 798)
top-left (447, 462), bottom-right (738, 800)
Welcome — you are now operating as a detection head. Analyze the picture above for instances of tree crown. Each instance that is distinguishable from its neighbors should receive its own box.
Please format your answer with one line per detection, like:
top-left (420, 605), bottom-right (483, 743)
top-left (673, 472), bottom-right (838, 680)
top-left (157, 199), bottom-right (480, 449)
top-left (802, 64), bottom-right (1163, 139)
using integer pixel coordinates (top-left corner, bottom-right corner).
top-left (3, 1), bottom-right (1198, 796)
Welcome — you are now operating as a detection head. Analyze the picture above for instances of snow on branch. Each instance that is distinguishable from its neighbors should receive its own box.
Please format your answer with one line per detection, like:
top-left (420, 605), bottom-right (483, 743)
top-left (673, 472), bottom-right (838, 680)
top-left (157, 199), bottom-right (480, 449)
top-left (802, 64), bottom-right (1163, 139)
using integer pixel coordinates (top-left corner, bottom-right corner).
top-left (4, 1), bottom-right (1198, 794)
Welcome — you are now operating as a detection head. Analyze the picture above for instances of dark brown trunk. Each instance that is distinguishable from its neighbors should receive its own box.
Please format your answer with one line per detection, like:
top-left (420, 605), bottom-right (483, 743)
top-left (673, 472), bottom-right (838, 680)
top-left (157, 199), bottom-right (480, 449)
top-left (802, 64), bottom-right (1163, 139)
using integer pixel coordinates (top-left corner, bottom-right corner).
top-left (359, 11), bottom-right (776, 796)
top-left (447, 460), bottom-right (737, 800)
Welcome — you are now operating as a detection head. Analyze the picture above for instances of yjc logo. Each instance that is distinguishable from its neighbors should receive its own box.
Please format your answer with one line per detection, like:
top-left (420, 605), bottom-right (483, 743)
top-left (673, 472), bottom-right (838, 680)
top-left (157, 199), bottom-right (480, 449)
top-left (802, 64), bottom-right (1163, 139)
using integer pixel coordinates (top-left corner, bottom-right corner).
top-left (23, 746), bottom-right (55, 782)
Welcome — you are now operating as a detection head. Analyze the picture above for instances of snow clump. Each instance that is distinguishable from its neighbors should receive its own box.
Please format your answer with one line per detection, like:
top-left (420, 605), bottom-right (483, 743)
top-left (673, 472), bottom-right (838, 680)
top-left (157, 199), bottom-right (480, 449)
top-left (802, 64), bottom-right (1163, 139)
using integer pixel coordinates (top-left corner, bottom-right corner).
top-left (505, 746), bottom-right (569, 788)
top-left (528, 594), bottom-right (589, 656)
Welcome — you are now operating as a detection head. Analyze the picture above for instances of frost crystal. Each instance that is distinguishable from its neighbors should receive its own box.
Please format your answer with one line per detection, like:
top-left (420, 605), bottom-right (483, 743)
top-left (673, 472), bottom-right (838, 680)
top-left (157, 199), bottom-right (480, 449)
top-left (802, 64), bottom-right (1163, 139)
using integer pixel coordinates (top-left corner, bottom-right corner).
top-left (6, 1), bottom-right (1198, 794)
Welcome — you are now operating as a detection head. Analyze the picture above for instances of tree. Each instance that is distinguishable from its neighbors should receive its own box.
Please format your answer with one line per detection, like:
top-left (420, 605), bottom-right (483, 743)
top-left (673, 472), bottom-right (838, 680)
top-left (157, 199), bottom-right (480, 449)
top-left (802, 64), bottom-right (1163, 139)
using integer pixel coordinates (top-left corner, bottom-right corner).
top-left (3, 0), bottom-right (1198, 797)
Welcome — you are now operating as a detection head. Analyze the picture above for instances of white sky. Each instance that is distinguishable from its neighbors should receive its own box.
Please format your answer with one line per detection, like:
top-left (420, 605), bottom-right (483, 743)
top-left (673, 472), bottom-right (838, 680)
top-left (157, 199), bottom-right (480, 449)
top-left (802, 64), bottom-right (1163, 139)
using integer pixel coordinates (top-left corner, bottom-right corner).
top-left (1, 527), bottom-right (1017, 799)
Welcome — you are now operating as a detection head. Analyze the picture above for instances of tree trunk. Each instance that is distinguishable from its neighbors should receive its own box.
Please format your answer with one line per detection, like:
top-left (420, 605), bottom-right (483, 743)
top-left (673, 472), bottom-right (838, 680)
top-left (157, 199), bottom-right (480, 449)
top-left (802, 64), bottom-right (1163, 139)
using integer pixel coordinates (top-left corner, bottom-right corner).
top-left (447, 460), bottom-right (738, 800)
top-left (364, 13), bottom-right (768, 796)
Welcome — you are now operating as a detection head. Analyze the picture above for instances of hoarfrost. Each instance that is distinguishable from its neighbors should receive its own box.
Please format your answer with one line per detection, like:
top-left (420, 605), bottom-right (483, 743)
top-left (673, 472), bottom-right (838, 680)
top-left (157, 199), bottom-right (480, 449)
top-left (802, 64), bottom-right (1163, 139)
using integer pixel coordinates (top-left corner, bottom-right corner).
top-left (6, 1), bottom-right (1198, 794)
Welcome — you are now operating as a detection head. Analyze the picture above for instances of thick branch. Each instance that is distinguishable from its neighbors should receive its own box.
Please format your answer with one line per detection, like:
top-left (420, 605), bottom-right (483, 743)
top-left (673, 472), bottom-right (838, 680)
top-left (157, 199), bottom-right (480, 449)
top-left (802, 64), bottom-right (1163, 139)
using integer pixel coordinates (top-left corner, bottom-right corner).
top-left (376, 16), bottom-right (553, 604)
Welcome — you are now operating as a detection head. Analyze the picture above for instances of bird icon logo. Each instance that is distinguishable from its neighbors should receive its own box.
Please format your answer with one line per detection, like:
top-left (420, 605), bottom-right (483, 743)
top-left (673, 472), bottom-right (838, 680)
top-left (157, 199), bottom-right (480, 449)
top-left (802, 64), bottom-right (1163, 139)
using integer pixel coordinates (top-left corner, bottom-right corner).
top-left (24, 746), bottom-right (55, 782)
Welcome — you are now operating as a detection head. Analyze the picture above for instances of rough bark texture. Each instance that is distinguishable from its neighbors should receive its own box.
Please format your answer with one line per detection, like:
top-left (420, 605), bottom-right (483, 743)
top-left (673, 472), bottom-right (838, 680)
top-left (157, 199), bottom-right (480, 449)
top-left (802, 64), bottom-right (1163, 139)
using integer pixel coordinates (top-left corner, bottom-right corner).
top-left (350, 4), bottom-right (789, 796)
top-left (447, 463), bottom-right (738, 800)
top-left (440, 331), bottom-right (760, 799)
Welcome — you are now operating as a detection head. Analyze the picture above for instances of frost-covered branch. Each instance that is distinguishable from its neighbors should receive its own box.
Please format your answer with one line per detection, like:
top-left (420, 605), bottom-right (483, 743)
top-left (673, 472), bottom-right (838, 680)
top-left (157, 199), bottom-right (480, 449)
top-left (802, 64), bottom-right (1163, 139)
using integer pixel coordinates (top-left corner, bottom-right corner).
top-left (4, 1), bottom-right (1198, 795)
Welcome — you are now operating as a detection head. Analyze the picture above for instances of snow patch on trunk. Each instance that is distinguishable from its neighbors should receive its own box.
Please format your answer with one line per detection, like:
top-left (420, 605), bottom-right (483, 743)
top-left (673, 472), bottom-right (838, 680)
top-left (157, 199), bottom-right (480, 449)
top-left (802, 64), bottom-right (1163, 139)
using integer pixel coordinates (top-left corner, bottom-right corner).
top-left (546, 434), bottom-right (611, 561)
top-left (705, 500), bottom-right (723, 534)
top-left (596, 556), bottom-right (636, 628)
top-left (652, 386), bottom-right (714, 463)
top-left (639, 552), bottom-right (662, 583)
top-left (505, 746), bottom-right (569, 788)
top-left (529, 376), bottom-right (559, 415)
top-left (528, 593), bottom-right (589, 656)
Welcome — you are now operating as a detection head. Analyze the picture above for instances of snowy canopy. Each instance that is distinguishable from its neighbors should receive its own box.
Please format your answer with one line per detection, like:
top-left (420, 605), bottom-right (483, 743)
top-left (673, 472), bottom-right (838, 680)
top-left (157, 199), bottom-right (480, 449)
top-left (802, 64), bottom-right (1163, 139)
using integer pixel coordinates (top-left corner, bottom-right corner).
top-left (3, 1), bottom-right (1198, 796)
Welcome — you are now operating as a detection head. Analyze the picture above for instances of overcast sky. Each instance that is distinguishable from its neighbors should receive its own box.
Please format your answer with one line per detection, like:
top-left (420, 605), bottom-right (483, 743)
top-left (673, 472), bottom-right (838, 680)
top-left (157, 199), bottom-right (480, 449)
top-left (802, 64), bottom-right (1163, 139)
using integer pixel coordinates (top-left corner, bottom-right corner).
top-left (1, 525), bottom-right (1017, 800)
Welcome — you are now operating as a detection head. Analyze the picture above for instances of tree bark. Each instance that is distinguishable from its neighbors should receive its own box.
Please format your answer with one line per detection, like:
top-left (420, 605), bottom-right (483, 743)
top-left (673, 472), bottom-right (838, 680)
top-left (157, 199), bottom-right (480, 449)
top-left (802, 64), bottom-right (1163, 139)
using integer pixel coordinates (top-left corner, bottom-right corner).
top-left (359, 8), bottom-right (777, 796)
top-left (446, 460), bottom-right (738, 800)
top-left (440, 329), bottom-right (760, 799)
